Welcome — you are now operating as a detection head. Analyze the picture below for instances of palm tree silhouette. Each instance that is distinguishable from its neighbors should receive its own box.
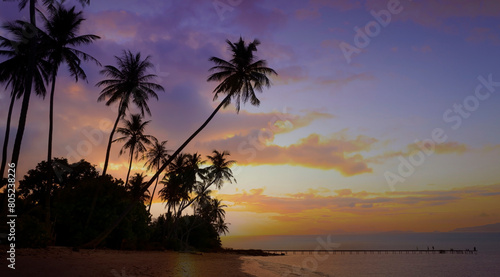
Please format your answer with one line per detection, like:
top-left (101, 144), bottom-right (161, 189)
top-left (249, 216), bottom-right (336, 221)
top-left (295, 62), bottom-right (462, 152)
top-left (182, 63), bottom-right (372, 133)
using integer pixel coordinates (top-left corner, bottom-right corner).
top-left (40, 3), bottom-right (100, 188)
top-left (145, 37), bottom-right (276, 189)
top-left (114, 114), bottom-right (153, 187)
top-left (84, 37), bottom-right (276, 248)
top-left (0, 21), bottom-right (50, 179)
top-left (206, 150), bottom-right (236, 189)
top-left (0, 48), bottom-right (26, 182)
top-left (8, 0), bottom-right (90, 178)
top-left (16, 0), bottom-right (90, 26)
top-left (0, 81), bottom-right (21, 185)
top-left (215, 220), bottom-right (230, 236)
top-left (97, 50), bottom-right (164, 176)
top-left (127, 173), bottom-right (151, 203)
top-left (196, 197), bottom-right (229, 235)
top-left (143, 137), bottom-right (170, 214)
top-left (159, 153), bottom-right (204, 218)
top-left (175, 150), bottom-right (235, 217)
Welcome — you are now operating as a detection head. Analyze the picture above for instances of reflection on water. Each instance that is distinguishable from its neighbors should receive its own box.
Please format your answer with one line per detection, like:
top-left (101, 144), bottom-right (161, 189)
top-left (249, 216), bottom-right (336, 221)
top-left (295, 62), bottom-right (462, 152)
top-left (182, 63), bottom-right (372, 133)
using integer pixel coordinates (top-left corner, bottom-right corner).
top-left (243, 251), bottom-right (500, 277)
top-left (174, 253), bottom-right (197, 276)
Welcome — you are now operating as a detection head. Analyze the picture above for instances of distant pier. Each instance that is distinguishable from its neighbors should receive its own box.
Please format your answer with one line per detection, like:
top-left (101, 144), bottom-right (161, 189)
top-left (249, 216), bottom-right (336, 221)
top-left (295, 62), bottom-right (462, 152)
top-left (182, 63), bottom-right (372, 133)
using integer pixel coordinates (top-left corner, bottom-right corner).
top-left (264, 249), bottom-right (478, 255)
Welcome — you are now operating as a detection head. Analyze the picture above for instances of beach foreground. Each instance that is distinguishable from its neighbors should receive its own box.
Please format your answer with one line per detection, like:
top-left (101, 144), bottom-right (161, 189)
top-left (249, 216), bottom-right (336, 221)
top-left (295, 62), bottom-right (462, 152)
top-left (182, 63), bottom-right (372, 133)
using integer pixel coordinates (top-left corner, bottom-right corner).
top-left (0, 247), bottom-right (254, 277)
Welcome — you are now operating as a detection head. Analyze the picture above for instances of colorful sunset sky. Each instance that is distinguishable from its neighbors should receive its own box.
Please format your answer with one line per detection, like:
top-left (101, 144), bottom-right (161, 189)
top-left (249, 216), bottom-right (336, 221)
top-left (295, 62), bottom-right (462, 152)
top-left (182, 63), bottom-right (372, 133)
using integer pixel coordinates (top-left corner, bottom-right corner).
top-left (1, 0), bottom-right (500, 245)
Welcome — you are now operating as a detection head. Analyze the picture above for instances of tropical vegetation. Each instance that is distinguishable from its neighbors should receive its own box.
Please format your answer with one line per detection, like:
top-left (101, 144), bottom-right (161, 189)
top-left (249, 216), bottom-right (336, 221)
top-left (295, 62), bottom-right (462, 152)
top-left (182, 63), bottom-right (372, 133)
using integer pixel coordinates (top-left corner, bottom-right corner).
top-left (0, 1), bottom-right (276, 251)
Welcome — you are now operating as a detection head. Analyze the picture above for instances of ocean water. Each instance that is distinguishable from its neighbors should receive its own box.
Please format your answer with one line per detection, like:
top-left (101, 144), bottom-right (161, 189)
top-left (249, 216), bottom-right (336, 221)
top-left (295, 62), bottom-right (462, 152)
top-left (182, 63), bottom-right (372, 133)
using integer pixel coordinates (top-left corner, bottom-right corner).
top-left (239, 233), bottom-right (500, 276)
top-left (243, 251), bottom-right (500, 276)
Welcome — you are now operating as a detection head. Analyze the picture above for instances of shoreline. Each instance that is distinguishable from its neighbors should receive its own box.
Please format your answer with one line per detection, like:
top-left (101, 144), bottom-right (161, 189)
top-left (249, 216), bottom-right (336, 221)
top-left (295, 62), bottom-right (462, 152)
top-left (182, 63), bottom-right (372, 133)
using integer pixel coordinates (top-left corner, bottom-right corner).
top-left (0, 246), bottom-right (255, 276)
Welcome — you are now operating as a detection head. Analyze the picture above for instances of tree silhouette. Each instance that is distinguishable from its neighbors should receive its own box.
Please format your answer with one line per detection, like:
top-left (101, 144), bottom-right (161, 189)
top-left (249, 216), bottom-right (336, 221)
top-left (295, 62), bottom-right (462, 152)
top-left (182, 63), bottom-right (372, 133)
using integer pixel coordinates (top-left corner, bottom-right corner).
top-left (127, 173), bottom-right (151, 202)
top-left (113, 114), bottom-right (153, 186)
top-left (97, 50), bottom-right (164, 176)
top-left (8, 0), bottom-right (89, 179)
top-left (40, 2), bottom-right (100, 188)
top-left (83, 37), bottom-right (276, 248)
top-left (143, 137), bottom-right (170, 213)
top-left (159, 153), bottom-right (205, 218)
top-left (175, 150), bottom-right (235, 217)
top-left (0, 21), bottom-right (50, 179)
top-left (38, 3), bottom-right (99, 227)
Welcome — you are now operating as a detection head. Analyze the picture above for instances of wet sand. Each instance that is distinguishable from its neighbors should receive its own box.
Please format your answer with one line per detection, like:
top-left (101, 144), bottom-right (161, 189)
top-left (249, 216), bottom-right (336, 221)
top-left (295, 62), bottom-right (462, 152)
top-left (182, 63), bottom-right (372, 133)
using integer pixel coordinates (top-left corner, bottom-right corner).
top-left (0, 246), bottom-right (254, 277)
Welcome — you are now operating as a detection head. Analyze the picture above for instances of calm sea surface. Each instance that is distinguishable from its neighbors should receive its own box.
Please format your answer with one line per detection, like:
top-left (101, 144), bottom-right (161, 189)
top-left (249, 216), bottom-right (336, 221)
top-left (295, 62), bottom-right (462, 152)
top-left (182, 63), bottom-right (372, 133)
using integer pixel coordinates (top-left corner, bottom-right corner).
top-left (239, 233), bottom-right (500, 276)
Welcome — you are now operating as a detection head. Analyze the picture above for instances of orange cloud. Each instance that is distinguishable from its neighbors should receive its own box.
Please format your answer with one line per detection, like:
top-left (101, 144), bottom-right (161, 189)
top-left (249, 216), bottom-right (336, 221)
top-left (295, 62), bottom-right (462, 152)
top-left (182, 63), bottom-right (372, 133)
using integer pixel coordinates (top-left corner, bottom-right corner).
top-left (200, 132), bottom-right (376, 176)
top-left (218, 184), bottom-right (500, 234)
top-left (194, 109), bottom-right (334, 142)
top-left (407, 141), bottom-right (468, 155)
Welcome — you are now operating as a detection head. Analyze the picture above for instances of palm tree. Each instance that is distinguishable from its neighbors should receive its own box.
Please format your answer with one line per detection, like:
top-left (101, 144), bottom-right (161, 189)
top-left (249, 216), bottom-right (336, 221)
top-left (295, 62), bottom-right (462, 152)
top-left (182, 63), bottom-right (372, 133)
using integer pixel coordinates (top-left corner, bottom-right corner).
top-left (16, 0), bottom-right (90, 26)
top-left (143, 37), bottom-right (276, 200)
top-left (113, 114), bottom-right (153, 186)
top-left (127, 173), bottom-right (151, 202)
top-left (143, 137), bottom-right (170, 213)
top-left (158, 154), bottom-right (190, 216)
top-left (7, 0), bottom-right (90, 177)
top-left (0, 20), bottom-right (50, 178)
top-left (0, 59), bottom-right (24, 182)
top-left (175, 150), bottom-right (235, 217)
top-left (206, 150), bottom-right (236, 189)
top-left (196, 197), bottom-right (228, 234)
top-left (209, 198), bottom-right (227, 224)
top-left (83, 37), bottom-right (276, 248)
top-left (40, 3), bottom-right (100, 189)
top-left (159, 153), bottom-right (204, 218)
top-left (215, 220), bottom-right (230, 236)
top-left (97, 50), bottom-right (164, 176)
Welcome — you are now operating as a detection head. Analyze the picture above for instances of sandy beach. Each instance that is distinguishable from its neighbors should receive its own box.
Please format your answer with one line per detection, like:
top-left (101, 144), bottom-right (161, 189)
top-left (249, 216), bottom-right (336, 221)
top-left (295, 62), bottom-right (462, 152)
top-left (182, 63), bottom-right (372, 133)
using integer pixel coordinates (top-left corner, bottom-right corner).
top-left (0, 246), bottom-right (255, 277)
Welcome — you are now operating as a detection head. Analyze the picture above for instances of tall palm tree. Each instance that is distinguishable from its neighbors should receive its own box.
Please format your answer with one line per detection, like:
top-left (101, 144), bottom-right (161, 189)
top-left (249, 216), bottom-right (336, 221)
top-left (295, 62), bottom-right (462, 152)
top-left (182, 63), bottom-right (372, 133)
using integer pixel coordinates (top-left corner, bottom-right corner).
top-left (83, 37), bottom-right (276, 248)
top-left (113, 114), bottom-right (153, 186)
top-left (143, 137), bottom-right (170, 213)
top-left (8, 0), bottom-right (90, 177)
top-left (0, 21), bottom-right (50, 178)
top-left (143, 37), bottom-right (276, 199)
top-left (0, 60), bottom-right (24, 182)
top-left (97, 50), bottom-right (164, 176)
top-left (40, 3), bottom-right (100, 189)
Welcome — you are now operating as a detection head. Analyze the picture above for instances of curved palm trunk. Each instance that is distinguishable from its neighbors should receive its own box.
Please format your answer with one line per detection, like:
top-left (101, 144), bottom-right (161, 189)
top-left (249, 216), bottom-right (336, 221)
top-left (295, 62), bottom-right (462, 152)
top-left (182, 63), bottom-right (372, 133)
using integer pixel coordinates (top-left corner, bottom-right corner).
top-left (177, 179), bottom-right (214, 216)
top-left (124, 146), bottom-right (135, 187)
top-left (102, 110), bottom-right (123, 176)
top-left (81, 94), bottom-right (231, 248)
top-left (147, 170), bottom-right (160, 214)
top-left (0, 95), bottom-right (16, 180)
